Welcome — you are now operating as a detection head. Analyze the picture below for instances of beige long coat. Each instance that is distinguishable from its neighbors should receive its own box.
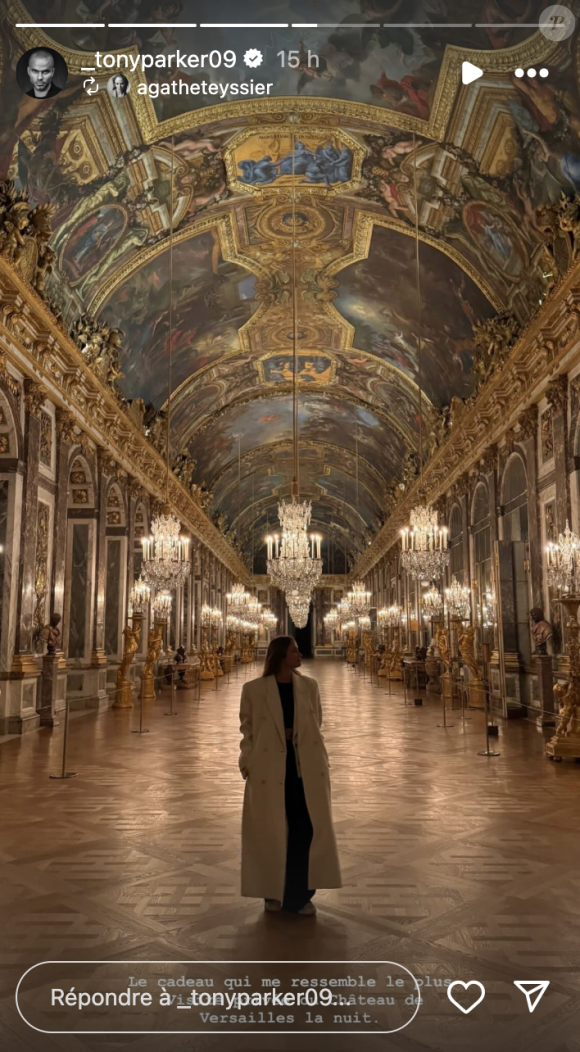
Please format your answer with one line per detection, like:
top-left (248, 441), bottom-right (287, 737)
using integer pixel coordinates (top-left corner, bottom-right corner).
top-left (239, 672), bottom-right (342, 901)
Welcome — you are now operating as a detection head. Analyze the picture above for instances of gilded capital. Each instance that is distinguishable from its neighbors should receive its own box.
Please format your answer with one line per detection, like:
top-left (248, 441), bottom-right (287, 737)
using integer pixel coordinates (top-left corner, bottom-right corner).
top-left (24, 378), bottom-right (45, 419)
top-left (55, 409), bottom-right (77, 444)
top-left (546, 375), bottom-right (568, 413)
top-left (517, 406), bottom-right (538, 440)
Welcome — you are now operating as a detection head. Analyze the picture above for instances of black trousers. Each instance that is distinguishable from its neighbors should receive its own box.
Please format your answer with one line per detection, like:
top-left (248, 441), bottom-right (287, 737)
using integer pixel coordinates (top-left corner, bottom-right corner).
top-left (282, 742), bottom-right (314, 911)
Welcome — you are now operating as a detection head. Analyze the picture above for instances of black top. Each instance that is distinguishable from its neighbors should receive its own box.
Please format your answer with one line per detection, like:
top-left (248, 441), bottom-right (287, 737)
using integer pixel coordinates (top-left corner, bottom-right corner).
top-left (27, 84), bottom-right (61, 98)
top-left (276, 679), bottom-right (294, 730)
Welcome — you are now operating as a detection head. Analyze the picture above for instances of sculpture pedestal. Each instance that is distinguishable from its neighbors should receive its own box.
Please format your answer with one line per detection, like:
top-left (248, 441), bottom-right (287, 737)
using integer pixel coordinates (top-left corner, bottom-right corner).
top-left (468, 679), bottom-right (485, 709)
top-left (112, 679), bottom-right (133, 709)
top-left (441, 672), bottom-right (460, 707)
top-left (39, 652), bottom-right (67, 727)
top-left (425, 655), bottom-right (441, 695)
top-left (535, 653), bottom-right (556, 726)
top-left (140, 671), bottom-right (155, 701)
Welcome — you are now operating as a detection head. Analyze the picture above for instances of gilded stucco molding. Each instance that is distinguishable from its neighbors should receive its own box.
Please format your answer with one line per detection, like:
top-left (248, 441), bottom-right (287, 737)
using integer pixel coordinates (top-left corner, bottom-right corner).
top-left (0, 258), bottom-right (250, 583)
top-left (353, 259), bottom-right (580, 578)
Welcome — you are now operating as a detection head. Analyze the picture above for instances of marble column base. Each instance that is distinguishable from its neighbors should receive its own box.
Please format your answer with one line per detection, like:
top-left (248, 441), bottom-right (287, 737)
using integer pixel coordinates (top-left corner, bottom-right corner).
top-left (39, 652), bottom-right (67, 727)
top-left (68, 666), bottom-right (109, 711)
top-left (2, 663), bottom-right (41, 734)
top-left (534, 653), bottom-right (556, 726)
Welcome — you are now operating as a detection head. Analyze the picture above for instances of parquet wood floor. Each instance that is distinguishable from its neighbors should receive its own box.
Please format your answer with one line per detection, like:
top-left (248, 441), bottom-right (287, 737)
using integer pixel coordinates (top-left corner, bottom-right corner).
top-left (1, 659), bottom-right (580, 1052)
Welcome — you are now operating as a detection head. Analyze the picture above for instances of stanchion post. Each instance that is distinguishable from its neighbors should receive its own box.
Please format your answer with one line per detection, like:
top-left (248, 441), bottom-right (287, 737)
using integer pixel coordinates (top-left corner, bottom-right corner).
top-left (165, 668), bottom-right (178, 715)
top-left (438, 660), bottom-right (454, 728)
top-left (458, 671), bottom-right (472, 723)
top-left (50, 699), bottom-right (77, 779)
top-left (478, 642), bottom-right (499, 757)
top-left (132, 682), bottom-right (149, 734)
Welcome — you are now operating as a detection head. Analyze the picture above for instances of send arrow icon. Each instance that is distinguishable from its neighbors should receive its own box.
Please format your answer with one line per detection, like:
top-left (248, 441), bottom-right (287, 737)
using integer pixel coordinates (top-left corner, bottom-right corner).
top-left (513, 981), bottom-right (550, 1013)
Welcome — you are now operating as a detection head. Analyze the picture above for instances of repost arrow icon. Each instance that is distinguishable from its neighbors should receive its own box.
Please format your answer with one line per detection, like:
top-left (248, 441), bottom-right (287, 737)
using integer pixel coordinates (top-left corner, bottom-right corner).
top-left (83, 77), bottom-right (98, 94)
top-left (513, 981), bottom-right (550, 1013)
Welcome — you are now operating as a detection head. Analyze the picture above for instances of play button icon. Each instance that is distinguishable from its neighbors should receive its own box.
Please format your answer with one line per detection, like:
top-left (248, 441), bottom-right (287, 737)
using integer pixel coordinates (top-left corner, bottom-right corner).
top-left (462, 61), bottom-right (483, 85)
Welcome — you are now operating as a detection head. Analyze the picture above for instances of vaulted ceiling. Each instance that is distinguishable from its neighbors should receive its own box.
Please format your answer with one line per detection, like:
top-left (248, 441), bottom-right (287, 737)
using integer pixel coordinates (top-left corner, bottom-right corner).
top-left (5, 0), bottom-right (580, 571)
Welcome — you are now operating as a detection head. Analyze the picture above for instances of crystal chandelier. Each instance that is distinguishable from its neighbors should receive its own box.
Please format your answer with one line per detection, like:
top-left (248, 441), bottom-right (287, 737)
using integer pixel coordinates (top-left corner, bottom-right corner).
top-left (547, 520), bottom-right (580, 593)
top-left (337, 597), bottom-right (353, 623)
top-left (245, 597), bottom-right (262, 625)
top-left (226, 583), bottom-right (250, 613)
top-left (324, 608), bottom-right (338, 630)
top-left (422, 583), bottom-right (443, 620)
top-left (260, 608), bottom-right (278, 631)
top-left (378, 604), bottom-right (403, 631)
top-left (347, 581), bottom-right (371, 618)
top-left (152, 591), bottom-right (172, 620)
top-left (481, 587), bottom-right (496, 628)
top-left (445, 576), bottom-right (471, 620)
top-left (130, 576), bottom-right (151, 615)
top-left (142, 506), bottom-right (190, 589)
top-left (401, 504), bottom-right (449, 582)
top-left (286, 589), bottom-right (311, 629)
top-left (266, 502), bottom-right (322, 600)
top-left (359, 615), bottom-right (371, 631)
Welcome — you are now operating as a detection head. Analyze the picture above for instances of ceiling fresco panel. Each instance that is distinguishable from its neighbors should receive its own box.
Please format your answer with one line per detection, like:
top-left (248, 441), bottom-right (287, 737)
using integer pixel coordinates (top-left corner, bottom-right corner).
top-left (100, 229), bottom-right (257, 405)
top-left (334, 224), bottom-right (496, 407)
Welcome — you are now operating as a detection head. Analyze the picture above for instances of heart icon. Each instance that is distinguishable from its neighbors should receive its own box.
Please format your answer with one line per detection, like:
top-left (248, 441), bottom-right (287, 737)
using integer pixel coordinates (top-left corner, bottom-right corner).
top-left (447, 981), bottom-right (486, 1014)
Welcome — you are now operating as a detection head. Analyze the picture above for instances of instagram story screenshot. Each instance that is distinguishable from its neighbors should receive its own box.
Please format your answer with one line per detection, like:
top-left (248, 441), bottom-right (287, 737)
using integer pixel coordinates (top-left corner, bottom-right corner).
top-left (0, 1), bottom-right (580, 1051)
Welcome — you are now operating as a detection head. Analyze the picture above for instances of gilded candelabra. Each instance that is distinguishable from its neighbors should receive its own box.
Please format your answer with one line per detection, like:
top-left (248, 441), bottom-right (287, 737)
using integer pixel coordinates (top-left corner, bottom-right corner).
top-left (140, 622), bottom-right (163, 701)
top-left (377, 606), bottom-right (403, 680)
top-left (113, 612), bottom-right (142, 709)
top-left (200, 604), bottom-right (216, 680)
top-left (546, 595), bottom-right (580, 760)
top-left (458, 624), bottom-right (485, 708)
top-left (345, 623), bottom-right (358, 665)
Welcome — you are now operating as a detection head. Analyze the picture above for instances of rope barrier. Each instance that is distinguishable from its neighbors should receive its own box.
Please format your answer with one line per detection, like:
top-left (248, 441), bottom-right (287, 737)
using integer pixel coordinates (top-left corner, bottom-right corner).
top-left (41, 652), bottom-right (563, 780)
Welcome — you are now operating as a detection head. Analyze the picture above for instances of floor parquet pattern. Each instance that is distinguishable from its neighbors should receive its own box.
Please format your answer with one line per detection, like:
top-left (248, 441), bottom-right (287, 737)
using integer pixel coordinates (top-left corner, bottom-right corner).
top-left (2, 659), bottom-right (580, 1052)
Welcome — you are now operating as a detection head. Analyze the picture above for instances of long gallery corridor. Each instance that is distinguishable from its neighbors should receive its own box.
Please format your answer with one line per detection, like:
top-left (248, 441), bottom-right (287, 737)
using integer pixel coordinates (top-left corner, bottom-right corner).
top-left (1, 660), bottom-right (580, 1052)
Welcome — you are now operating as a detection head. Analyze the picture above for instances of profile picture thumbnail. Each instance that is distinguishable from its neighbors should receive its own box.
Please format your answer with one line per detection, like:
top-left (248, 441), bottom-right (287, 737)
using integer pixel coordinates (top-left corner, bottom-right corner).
top-left (107, 74), bottom-right (130, 98)
top-left (16, 47), bottom-right (68, 99)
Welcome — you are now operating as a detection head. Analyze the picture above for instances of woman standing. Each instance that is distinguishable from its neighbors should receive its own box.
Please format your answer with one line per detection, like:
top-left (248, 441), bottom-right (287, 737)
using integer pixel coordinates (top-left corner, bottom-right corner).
top-left (239, 636), bottom-right (342, 915)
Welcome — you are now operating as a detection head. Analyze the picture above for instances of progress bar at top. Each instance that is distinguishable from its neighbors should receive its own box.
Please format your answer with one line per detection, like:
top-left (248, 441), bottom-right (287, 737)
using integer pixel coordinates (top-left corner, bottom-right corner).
top-left (15, 20), bottom-right (553, 28)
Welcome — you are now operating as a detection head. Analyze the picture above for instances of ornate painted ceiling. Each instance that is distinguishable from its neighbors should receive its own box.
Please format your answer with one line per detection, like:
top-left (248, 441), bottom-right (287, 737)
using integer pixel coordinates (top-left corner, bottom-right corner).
top-left (3, 0), bottom-right (580, 571)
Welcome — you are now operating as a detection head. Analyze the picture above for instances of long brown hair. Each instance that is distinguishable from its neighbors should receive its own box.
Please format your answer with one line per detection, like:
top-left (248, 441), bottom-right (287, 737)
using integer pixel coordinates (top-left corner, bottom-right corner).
top-left (263, 635), bottom-right (295, 678)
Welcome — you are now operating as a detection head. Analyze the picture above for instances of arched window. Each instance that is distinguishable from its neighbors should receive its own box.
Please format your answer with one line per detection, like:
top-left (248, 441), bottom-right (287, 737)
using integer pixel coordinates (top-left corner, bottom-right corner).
top-left (449, 504), bottom-right (464, 583)
top-left (472, 482), bottom-right (491, 602)
top-left (502, 455), bottom-right (528, 542)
